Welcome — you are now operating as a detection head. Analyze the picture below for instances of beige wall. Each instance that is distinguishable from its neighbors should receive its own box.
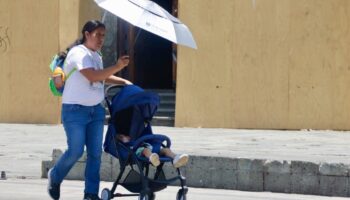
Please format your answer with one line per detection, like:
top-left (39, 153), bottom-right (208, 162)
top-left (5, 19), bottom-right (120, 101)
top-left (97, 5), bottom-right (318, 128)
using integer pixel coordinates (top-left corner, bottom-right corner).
top-left (0, 0), bottom-right (100, 124)
top-left (2, 0), bottom-right (350, 130)
top-left (176, 0), bottom-right (350, 130)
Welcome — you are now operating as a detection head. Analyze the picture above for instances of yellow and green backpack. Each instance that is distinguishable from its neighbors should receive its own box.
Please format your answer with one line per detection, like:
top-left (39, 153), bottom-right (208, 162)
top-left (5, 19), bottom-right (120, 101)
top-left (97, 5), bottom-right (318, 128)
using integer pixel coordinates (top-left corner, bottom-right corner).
top-left (49, 52), bottom-right (76, 96)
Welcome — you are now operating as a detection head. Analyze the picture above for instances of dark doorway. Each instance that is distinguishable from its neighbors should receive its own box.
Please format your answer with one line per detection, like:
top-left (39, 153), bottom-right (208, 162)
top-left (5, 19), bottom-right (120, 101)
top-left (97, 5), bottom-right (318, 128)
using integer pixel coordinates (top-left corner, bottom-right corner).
top-left (116, 0), bottom-right (177, 89)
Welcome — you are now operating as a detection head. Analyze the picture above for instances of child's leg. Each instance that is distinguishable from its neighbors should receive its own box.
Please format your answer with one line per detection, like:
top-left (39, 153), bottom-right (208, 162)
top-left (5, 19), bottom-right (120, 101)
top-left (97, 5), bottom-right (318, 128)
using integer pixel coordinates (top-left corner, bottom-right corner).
top-left (160, 148), bottom-right (176, 159)
top-left (160, 148), bottom-right (189, 168)
top-left (141, 147), bottom-right (153, 157)
top-left (136, 145), bottom-right (160, 167)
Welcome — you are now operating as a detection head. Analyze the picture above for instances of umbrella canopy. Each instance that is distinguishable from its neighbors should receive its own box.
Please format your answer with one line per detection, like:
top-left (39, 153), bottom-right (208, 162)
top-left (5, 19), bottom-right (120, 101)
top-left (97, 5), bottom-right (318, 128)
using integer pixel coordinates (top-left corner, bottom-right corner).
top-left (95, 0), bottom-right (197, 49)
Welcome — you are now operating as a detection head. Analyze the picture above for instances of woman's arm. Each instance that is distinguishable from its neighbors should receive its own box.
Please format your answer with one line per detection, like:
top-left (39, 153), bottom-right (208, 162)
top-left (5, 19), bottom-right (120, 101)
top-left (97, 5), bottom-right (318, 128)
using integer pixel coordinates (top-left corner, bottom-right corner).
top-left (80, 56), bottom-right (129, 82)
top-left (106, 75), bottom-right (133, 85)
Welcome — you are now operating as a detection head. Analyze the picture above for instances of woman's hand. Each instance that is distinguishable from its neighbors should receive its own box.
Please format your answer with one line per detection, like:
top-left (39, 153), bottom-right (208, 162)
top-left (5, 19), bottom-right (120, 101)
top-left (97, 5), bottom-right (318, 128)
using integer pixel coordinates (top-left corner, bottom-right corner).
top-left (116, 55), bottom-right (130, 69)
top-left (124, 79), bottom-right (133, 85)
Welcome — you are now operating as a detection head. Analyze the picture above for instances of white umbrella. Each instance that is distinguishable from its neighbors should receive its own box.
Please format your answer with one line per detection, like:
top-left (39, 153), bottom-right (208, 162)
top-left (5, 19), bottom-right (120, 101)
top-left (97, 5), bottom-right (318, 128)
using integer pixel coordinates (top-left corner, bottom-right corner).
top-left (95, 0), bottom-right (197, 49)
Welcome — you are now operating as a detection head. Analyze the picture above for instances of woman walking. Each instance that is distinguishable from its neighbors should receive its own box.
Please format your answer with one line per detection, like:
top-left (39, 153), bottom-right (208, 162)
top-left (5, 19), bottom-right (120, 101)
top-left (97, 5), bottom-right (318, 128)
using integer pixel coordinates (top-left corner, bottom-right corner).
top-left (48, 20), bottom-right (131, 200)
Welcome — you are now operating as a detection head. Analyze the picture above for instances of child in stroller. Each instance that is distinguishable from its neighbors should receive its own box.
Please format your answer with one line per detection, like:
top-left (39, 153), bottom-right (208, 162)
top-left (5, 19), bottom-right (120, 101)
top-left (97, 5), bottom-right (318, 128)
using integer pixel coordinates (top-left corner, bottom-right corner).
top-left (102, 85), bottom-right (189, 200)
top-left (114, 106), bottom-right (189, 168)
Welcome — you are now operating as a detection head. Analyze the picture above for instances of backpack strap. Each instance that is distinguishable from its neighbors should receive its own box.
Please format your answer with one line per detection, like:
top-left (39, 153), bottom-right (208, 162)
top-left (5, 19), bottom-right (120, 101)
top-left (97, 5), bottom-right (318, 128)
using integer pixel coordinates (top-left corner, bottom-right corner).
top-left (65, 67), bottom-right (77, 81)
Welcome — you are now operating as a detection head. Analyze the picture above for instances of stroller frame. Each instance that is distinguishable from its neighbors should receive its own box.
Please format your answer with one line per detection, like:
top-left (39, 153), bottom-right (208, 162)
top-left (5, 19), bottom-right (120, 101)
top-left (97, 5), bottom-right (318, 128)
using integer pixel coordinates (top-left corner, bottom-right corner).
top-left (101, 85), bottom-right (188, 200)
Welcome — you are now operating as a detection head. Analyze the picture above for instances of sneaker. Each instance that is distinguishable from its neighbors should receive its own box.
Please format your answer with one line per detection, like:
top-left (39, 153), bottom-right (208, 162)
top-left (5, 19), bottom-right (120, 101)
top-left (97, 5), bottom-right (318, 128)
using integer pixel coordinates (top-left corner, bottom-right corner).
top-left (149, 153), bottom-right (160, 167)
top-left (83, 193), bottom-right (101, 200)
top-left (47, 168), bottom-right (60, 200)
top-left (173, 154), bottom-right (189, 168)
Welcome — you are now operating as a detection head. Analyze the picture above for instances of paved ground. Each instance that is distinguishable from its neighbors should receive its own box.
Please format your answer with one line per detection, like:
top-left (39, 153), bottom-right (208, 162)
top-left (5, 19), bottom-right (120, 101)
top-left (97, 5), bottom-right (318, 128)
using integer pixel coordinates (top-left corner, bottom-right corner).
top-left (1, 123), bottom-right (350, 179)
top-left (0, 178), bottom-right (349, 200)
top-left (1, 123), bottom-right (350, 199)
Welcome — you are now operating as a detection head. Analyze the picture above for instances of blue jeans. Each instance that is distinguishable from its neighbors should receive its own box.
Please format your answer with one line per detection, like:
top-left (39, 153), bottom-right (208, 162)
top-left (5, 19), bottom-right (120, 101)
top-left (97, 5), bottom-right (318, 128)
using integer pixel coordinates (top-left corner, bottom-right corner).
top-left (50, 103), bottom-right (105, 194)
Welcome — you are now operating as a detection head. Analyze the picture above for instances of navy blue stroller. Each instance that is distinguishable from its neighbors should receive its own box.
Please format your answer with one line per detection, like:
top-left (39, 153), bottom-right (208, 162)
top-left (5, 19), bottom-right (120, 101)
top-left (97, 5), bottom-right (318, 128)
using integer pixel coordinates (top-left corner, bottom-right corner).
top-left (101, 85), bottom-right (188, 200)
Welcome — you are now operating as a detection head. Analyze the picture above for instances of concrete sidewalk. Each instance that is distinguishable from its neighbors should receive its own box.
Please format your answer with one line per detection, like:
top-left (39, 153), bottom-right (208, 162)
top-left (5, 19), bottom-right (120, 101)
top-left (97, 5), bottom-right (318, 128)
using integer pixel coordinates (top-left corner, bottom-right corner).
top-left (0, 179), bottom-right (349, 200)
top-left (1, 124), bottom-right (350, 197)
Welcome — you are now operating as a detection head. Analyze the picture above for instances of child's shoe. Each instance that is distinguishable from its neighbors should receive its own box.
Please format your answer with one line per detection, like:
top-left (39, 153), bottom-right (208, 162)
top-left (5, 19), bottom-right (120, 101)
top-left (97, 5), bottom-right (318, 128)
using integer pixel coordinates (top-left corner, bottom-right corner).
top-left (149, 153), bottom-right (160, 167)
top-left (173, 154), bottom-right (189, 168)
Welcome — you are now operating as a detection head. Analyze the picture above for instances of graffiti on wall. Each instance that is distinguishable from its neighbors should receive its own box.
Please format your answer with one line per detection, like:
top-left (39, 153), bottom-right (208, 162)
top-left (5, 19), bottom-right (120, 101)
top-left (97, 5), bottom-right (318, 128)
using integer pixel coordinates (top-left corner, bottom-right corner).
top-left (0, 26), bottom-right (11, 53)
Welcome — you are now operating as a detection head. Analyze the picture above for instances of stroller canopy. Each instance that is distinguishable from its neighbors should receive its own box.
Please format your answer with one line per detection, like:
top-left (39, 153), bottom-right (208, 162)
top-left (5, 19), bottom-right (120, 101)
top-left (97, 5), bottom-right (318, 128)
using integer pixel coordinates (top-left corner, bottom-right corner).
top-left (109, 85), bottom-right (160, 139)
top-left (110, 85), bottom-right (159, 116)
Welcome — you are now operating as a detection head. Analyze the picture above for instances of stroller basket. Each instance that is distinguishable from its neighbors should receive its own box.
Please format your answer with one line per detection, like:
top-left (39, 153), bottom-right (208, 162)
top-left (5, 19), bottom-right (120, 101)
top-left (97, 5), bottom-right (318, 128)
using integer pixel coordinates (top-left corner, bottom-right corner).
top-left (122, 169), bottom-right (167, 193)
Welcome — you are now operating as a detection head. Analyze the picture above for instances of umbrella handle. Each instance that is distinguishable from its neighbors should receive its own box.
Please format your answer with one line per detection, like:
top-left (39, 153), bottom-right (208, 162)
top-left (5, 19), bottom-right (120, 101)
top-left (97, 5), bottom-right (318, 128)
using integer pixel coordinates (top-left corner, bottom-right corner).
top-left (123, 38), bottom-right (129, 55)
top-left (122, 29), bottom-right (142, 55)
top-left (134, 29), bottom-right (142, 47)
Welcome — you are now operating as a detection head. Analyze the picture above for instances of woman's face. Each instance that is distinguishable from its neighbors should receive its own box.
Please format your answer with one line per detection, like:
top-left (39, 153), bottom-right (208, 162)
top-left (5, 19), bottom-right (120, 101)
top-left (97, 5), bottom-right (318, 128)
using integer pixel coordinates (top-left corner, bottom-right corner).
top-left (85, 27), bottom-right (106, 51)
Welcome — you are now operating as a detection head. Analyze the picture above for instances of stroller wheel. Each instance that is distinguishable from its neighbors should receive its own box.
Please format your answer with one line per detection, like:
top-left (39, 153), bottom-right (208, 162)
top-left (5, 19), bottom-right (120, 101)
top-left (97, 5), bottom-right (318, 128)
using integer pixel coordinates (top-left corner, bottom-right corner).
top-left (149, 192), bottom-right (156, 200)
top-left (176, 189), bottom-right (187, 200)
top-left (138, 193), bottom-right (149, 200)
top-left (101, 188), bottom-right (111, 200)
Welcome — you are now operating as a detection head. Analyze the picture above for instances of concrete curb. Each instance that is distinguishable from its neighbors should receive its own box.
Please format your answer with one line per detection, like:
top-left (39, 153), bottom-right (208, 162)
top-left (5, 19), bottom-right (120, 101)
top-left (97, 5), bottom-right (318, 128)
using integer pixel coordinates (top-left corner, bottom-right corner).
top-left (42, 149), bottom-right (350, 197)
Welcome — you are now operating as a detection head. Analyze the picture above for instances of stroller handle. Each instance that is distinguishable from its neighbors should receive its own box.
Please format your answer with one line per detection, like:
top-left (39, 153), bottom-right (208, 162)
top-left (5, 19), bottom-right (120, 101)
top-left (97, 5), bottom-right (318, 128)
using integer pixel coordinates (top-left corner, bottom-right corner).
top-left (104, 84), bottom-right (125, 97)
top-left (132, 134), bottom-right (171, 150)
top-left (104, 84), bottom-right (125, 113)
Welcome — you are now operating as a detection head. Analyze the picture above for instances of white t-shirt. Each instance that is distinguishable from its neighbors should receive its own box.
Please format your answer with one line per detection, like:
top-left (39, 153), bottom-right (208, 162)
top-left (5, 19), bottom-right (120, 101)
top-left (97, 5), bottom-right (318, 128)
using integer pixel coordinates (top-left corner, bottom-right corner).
top-left (62, 44), bottom-right (104, 106)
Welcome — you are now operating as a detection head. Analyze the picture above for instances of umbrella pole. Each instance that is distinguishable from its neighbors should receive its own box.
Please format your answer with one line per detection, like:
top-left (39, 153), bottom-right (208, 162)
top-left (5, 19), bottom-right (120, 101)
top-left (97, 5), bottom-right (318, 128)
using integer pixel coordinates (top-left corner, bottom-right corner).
top-left (134, 29), bottom-right (142, 48)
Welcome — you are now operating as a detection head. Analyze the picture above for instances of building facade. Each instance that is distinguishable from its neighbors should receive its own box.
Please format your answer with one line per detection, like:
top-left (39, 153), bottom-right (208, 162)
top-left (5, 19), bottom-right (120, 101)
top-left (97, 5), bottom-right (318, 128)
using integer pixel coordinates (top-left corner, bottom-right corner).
top-left (1, 0), bottom-right (350, 130)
